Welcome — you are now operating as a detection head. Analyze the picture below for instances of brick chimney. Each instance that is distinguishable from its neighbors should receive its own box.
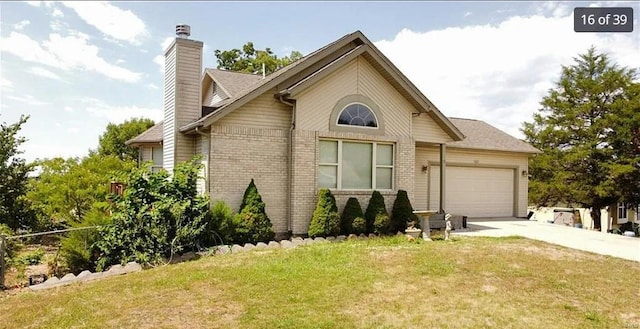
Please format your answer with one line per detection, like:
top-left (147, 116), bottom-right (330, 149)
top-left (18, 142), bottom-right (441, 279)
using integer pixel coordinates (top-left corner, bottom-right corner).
top-left (162, 24), bottom-right (203, 172)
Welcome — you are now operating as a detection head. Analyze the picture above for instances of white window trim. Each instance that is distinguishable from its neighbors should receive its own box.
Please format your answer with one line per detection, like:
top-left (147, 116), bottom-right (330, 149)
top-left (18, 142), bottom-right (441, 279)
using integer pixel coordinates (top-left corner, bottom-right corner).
top-left (151, 146), bottom-right (163, 172)
top-left (318, 139), bottom-right (394, 191)
top-left (336, 102), bottom-right (380, 130)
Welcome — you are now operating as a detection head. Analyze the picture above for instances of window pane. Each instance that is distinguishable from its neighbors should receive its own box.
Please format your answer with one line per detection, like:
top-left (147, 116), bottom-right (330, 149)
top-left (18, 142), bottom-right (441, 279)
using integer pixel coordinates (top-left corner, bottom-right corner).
top-left (318, 165), bottom-right (337, 188)
top-left (342, 142), bottom-right (372, 189)
top-left (319, 140), bottom-right (338, 163)
top-left (338, 104), bottom-right (377, 127)
top-left (152, 147), bottom-right (163, 165)
top-left (376, 144), bottom-right (393, 166)
top-left (376, 167), bottom-right (393, 189)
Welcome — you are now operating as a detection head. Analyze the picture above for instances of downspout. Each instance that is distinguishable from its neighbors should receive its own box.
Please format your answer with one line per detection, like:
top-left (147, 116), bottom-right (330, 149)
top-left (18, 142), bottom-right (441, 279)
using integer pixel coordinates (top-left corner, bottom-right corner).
top-left (194, 125), bottom-right (210, 195)
top-left (279, 95), bottom-right (296, 236)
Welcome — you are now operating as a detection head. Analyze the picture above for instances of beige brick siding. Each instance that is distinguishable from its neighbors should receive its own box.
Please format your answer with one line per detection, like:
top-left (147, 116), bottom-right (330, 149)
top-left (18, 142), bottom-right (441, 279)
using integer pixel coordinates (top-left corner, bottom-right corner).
top-left (209, 125), bottom-right (289, 234)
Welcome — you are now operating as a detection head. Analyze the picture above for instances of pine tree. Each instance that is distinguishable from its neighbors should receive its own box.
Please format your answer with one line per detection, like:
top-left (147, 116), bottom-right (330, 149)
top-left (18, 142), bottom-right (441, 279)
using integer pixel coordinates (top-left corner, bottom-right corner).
top-left (364, 191), bottom-right (388, 234)
top-left (340, 197), bottom-right (364, 235)
top-left (522, 47), bottom-right (640, 229)
top-left (232, 179), bottom-right (275, 243)
top-left (390, 190), bottom-right (418, 233)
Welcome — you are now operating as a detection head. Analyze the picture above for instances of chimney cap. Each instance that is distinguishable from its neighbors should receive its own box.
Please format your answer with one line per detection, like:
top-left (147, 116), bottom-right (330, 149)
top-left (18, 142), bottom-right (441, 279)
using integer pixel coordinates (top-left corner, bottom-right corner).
top-left (176, 24), bottom-right (191, 38)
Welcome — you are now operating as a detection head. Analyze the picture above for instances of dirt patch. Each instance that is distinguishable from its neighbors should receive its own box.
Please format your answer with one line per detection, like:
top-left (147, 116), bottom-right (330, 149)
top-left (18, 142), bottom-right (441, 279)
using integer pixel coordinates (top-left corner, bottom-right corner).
top-left (496, 243), bottom-right (592, 261)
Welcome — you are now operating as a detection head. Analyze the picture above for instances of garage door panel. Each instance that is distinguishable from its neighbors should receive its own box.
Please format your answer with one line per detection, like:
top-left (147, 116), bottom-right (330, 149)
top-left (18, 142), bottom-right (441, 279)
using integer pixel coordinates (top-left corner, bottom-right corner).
top-left (429, 166), bottom-right (514, 217)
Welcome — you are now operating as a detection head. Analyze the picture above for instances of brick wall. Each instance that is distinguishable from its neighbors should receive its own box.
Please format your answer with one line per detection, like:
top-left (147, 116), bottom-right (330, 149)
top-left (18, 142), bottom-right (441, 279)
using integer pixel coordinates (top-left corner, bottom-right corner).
top-left (209, 125), bottom-right (289, 234)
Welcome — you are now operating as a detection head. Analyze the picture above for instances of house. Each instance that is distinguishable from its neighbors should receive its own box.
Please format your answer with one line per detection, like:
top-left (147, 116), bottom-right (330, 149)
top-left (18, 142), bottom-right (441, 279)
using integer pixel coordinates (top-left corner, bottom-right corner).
top-left (127, 27), bottom-right (540, 238)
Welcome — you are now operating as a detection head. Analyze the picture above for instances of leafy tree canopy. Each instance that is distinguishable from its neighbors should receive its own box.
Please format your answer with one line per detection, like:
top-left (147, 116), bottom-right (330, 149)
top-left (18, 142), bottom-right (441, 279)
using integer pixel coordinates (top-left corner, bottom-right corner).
top-left (0, 115), bottom-right (36, 231)
top-left (522, 47), bottom-right (639, 228)
top-left (98, 118), bottom-right (155, 161)
top-left (214, 42), bottom-right (303, 75)
top-left (27, 153), bottom-right (135, 229)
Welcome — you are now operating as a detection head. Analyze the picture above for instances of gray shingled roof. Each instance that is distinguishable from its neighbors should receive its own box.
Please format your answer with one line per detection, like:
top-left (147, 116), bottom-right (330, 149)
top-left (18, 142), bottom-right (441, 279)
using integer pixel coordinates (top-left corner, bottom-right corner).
top-left (205, 69), bottom-right (263, 98)
top-left (448, 118), bottom-right (540, 153)
top-left (126, 122), bottom-right (163, 145)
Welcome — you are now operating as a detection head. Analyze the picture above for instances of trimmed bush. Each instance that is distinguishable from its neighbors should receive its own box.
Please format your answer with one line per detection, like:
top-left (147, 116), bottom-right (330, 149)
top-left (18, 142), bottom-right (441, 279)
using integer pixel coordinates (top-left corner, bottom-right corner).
top-left (206, 200), bottom-right (235, 245)
top-left (340, 197), bottom-right (364, 235)
top-left (390, 190), bottom-right (419, 233)
top-left (232, 179), bottom-right (275, 244)
top-left (351, 217), bottom-right (366, 235)
top-left (308, 189), bottom-right (340, 238)
top-left (373, 213), bottom-right (391, 235)
top-left (364, 191), bottom-right (388, 234)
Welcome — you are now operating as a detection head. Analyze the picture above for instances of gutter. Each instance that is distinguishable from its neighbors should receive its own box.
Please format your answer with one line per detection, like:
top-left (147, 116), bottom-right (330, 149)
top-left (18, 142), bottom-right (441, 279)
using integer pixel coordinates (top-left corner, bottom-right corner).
top-left (278, 94), bottom-right (296, 236)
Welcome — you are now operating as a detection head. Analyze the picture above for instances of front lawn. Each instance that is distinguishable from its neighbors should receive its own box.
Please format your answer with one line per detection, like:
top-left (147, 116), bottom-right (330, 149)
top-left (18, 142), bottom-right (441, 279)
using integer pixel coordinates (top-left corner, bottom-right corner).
top-left (1, 236), bottom-right (638, 328)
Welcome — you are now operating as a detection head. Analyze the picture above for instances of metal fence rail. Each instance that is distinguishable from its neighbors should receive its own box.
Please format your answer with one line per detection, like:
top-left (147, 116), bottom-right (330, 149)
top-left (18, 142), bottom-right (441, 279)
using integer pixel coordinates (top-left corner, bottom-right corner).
top-left (1, 226), bottom-right (100, 290)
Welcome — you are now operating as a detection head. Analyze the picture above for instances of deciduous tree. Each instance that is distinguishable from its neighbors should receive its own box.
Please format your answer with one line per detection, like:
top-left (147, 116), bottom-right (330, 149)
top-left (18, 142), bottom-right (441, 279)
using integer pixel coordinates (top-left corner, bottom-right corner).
top-left (214, 42), bottom-right (302, 75)
top-left (98, 118), bottom-right (155, 161)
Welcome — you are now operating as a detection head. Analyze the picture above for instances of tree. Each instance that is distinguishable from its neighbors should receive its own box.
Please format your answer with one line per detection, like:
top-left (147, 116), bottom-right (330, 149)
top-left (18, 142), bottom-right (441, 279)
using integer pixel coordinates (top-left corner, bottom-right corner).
top-left (522, 47), bottom-right (640, 229)
top-left (98, 118), bottom-right (155, 161)
top-left (214, 42), bottom-right (302, 75)
top-left (27, 154), bottom-right (135, 229)
top-left (0, 115), bottom-right (36, 231)
top-left (308, 189), bottom-right (340, 238)
top-left (232, 179), bottom-right (275, 244)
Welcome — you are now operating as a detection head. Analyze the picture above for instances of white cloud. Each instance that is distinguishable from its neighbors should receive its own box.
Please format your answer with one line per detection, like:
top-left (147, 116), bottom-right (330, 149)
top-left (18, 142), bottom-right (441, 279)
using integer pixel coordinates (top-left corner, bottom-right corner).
top-left (464, 11), bottom-right (472, 18)
top-left (147, 83), bottom-right (159, 90)
top-left (52, 8), bottom-right (64, 17)
top-left (14, 20), bottom-right (30, 31)
top-left (1, 78), bottom-right (13, 90)
top-left (60, 1), bottom-right (148, 45)
top-left (7, 94), bottom-right (48, 106)
top-left (80, 97), bottom-right (163, 123)
top-left (0, 31), bottom-right (142, 82)
top-left (28, 66), bottom-right (64, 81)
top-left (375, 13), bottom-right (640, 139)
top-left (115, 59), bottom-right (126, 64)
top-left (64, 106), bottom-right (74, 112)
top-left (161, 36), bottom-right (174, 51)
top-left (153, 55), bottom-right (164, 74)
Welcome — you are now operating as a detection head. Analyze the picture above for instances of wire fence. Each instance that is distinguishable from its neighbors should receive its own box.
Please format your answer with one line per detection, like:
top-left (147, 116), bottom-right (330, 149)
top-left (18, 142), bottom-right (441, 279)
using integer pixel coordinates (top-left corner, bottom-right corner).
top-left (0, 226), bottom-right (100, 290)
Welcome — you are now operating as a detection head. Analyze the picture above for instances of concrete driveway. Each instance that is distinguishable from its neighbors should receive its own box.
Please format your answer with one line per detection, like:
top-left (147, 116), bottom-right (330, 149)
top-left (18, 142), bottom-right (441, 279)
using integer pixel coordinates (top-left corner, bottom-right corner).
top-left (452, 218), bottom-right (640, 262)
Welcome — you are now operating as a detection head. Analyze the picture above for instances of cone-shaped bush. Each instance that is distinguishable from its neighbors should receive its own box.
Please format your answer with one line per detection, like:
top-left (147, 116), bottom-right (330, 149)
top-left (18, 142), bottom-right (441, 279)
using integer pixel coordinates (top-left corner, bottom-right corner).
top-left (364, 191), bottom-right (388, 234)
top-left (308, 189), bottom-right (340, 238)
top-left (390, 190), bottom-right (419, 233)
top-left (232, 179), bottom-right (275, 244)
top-left (340, 197), bottom-right (364, 235)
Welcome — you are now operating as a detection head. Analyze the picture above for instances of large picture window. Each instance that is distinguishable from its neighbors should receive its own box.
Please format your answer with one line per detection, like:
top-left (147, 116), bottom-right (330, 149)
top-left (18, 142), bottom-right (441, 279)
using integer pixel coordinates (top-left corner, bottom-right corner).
top-left (318, 140), bottom-right (393, 190)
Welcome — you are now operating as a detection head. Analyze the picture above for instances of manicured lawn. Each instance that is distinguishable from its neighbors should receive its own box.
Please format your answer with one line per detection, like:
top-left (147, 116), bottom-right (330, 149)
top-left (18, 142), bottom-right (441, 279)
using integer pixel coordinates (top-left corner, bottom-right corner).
top-left (1, 235), bottom-right (639, 328)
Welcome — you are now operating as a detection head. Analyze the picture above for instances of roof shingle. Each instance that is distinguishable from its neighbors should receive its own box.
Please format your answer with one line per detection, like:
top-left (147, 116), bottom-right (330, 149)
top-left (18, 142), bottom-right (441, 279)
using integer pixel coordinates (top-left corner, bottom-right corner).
top-left (448, 118), bottom-right (540, 154)
top-left (125, 122), bottom-right (163, 145)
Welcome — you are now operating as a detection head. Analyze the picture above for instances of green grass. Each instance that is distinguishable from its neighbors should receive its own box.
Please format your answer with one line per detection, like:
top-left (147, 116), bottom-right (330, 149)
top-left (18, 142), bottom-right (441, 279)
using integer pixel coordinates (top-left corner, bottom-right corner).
top-left (1, 235), bottom-right (639, 329)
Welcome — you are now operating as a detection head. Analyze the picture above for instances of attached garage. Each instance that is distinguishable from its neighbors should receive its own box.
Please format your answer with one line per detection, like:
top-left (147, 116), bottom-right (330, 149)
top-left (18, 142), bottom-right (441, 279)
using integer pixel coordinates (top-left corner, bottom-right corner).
top-left (429, 166), bottom-right (515, 217)
top-left (414, 118), bottom-right (541, 218)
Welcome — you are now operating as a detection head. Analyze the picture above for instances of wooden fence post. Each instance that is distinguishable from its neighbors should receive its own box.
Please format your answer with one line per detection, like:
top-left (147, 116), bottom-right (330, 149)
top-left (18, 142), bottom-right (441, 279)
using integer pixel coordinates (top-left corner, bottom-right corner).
top-left (1, 234), bottom-right (6, 290)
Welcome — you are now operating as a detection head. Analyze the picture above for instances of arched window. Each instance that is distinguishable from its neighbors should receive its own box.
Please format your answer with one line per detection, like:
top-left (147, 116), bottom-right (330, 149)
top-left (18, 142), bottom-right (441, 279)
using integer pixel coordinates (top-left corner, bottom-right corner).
top-left (337, 103), bottom-right (378, 128)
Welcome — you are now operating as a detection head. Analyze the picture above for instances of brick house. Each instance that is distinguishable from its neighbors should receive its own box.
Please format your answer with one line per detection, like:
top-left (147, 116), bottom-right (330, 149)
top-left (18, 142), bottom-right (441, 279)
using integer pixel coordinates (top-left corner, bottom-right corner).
top-left (127, 27), bottom-right (540, 238)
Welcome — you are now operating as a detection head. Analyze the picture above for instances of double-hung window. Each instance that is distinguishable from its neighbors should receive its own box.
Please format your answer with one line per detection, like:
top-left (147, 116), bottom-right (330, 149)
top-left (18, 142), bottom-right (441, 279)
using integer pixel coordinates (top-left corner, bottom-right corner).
top-left (151, 147), bottom-right (163, 173)
top-left (318, 140), bottom-right (393, 190)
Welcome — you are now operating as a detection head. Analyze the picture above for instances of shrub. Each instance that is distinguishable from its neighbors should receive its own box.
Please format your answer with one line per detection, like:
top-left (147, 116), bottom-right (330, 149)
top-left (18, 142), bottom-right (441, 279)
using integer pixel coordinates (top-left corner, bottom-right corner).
top-left (231, 179), bottom-right (275, 244)
top-left (390, 190), bottom-right (419, 233)
top-left (364, 191), bottom-right (388, 234)
top-left (60, 203), bottom-right (111, 273)
top-left (0, 224), bottom-right (21, 260)
top-left (15, 248), bottom-right (45, 265)
top-left (340, 197), bottom-right (364, 235)
top-left (373, 213), bottom-right (391, 235)
top-left (206, 200), bottom-right (235, 245)
top-left (95, 157), bottom-right (210, 271)
top-left (351, 217), bottom-right (366, 235)
top-left (308, 189), bottom-right (340, 238)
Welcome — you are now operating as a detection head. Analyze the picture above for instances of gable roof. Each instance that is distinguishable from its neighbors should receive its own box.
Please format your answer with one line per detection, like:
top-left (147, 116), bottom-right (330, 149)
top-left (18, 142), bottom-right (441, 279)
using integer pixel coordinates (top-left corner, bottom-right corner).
top-left (180, 30), bottom-right (465, 141)
top-left (125, 122), bottom-right (163, 146)
top-left (204, 69), bottom-right (263, 102)
top-left (448, 118), bottom-right (541, 154)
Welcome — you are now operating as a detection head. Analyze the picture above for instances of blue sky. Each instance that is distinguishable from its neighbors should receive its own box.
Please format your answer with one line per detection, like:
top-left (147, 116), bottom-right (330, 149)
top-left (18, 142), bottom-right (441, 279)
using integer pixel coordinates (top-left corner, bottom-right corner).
top-left (1, 1), bottom-right (639, 163)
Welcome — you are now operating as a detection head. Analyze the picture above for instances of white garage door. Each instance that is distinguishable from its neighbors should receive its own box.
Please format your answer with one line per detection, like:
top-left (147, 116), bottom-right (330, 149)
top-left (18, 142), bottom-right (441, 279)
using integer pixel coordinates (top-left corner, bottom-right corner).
top-left (429, 166), bottom-right (515, 217)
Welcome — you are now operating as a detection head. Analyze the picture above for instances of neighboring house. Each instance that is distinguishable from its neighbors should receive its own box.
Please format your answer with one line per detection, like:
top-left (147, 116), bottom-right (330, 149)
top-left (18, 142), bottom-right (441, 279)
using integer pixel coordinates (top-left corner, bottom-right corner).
top-left (127, 27), bottom-right (540, 238)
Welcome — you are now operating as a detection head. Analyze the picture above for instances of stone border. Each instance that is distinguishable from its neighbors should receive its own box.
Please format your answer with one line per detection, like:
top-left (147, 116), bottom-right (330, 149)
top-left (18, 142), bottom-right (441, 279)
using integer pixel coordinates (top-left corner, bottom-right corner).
top-left (28, 234), bottom-right (385, 291)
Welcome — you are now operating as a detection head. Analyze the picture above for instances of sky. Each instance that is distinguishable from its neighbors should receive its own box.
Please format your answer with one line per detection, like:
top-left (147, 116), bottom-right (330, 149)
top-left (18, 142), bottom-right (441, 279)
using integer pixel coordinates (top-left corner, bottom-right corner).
top-left (1, 1), bottom-right (639, 163)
